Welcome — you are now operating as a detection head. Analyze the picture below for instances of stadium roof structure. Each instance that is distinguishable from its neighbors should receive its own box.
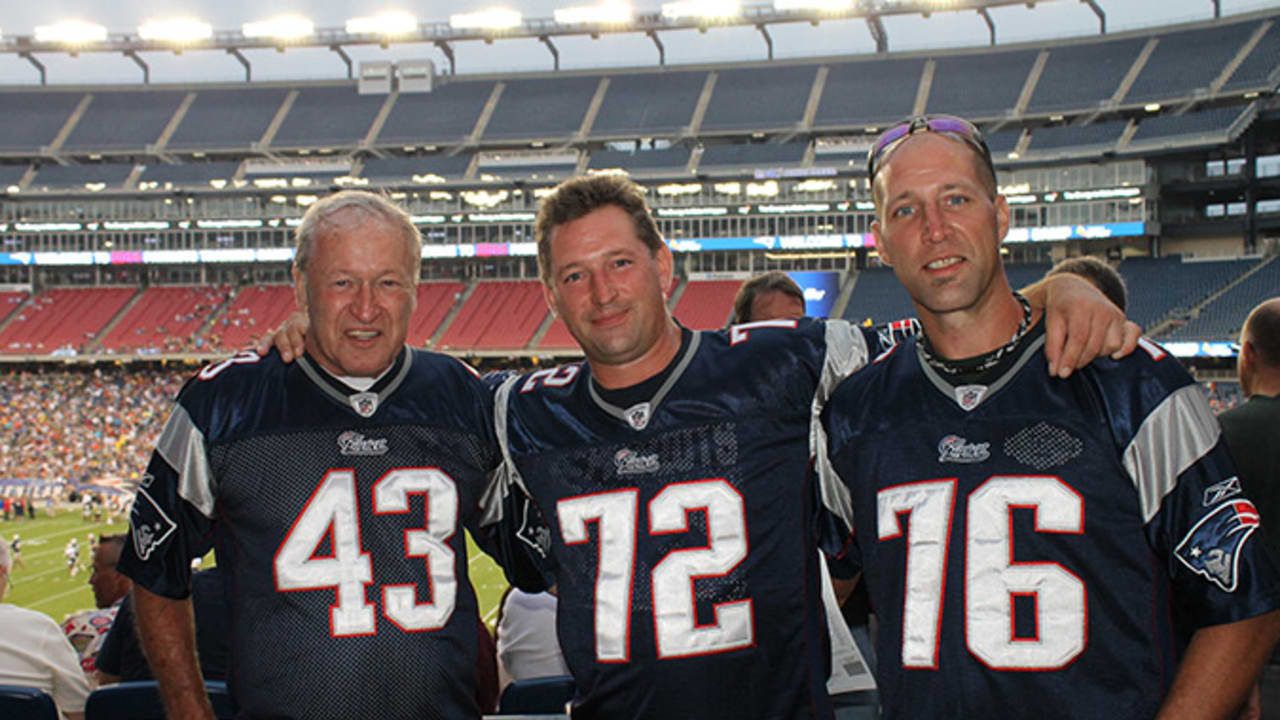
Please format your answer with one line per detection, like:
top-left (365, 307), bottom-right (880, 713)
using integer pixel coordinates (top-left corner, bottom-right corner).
top-left (0, 0), bottom-right (1120, 83)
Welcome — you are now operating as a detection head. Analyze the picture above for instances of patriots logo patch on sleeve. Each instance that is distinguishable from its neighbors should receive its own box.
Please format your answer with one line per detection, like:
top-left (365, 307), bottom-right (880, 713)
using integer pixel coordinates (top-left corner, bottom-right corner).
top-left (129, 487), bottom-right (179, 562)
top-left (1175, 499), bottom-right (1261, 592)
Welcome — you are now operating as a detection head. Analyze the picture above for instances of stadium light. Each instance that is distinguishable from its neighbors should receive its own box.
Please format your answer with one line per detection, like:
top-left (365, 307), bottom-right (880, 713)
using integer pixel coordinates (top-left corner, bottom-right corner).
top-left (34, 20), bottom-right (109, 45)
top-left (345, 11), bottom-right (418, 36)
top-left (773, 0), bottom-right (852, 11)
top-left (450, 9), bottom-right (523, 30)
top-left (242, 15), bottom-right (315, 40)
top-left (138, 18), bottom-right (214, 43)
top-left (660, 0), bottom-right (741, 20)
top-left (554, 3), bottom-right (633, 25)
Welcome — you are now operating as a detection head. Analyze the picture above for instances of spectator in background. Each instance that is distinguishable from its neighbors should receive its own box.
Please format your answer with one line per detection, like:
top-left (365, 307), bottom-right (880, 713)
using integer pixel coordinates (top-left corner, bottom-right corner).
top-left (1045, 256), bottom-right (1128, 311)
top-left (730, 270), bottom-right (806, 325)
top-left (60, 534), bottom-right (133, 678)
top-left (96, 567), bottom-right (230, 686)
top-left (1220, 297), bottom-right (1280, 559)
top-left (0, 538), bottom-right (91, 720)
top-left (495, 587), bottom-right (569, 691)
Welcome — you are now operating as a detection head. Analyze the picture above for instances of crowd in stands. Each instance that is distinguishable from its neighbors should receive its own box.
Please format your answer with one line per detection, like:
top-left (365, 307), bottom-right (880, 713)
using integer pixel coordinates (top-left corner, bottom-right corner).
top-left (0, 366), bottom-right (187, 485)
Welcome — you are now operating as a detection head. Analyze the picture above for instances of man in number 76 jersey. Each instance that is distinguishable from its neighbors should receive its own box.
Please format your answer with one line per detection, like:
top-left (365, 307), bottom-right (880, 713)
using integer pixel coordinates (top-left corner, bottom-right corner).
top-left (821, 116), bottom-right (1280, 719)
top-left (118, 191), bottom-right (503, 720)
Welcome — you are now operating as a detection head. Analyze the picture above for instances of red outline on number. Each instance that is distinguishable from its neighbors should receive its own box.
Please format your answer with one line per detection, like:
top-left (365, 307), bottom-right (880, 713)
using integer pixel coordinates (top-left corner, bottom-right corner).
top-left (878, 478), bottom-right (956, 670)
top-left (729, 319), bottom-right (798, 346)
top-left (273, 469), bottom-right (376, 639)
top-left (968, 476), bottom-right (1087, 672)
top-left (647, 478), bottom-right (756, 659)
top-left (559, 488), bottom-right (637, 664)
top-left (372, 466), bottom-right (458, 634)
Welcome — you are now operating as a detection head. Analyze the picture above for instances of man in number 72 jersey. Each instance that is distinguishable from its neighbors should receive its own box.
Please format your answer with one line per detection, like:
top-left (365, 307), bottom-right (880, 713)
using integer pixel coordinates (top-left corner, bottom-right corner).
top-left (821, 116), bottom-right (1280, 719)
top-left (489, 173), bottom-right (1139, 720)
top-left (118, 191), bottom-right (502, 720)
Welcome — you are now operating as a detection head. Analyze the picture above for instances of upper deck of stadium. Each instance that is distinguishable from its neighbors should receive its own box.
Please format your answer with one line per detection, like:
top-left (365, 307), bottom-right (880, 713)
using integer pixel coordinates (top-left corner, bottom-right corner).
top-left (0, 7), bottom-right (1275, 193)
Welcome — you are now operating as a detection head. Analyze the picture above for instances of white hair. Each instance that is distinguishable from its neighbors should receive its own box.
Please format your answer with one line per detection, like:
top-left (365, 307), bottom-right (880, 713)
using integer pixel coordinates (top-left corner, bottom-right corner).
top-left (293, 190), bottom-right (422, 279)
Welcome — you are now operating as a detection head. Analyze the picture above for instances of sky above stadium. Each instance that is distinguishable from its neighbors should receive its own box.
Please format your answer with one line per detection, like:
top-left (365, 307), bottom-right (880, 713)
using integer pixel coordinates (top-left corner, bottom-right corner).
top-left (0, 0), bottom-right (1273, 85)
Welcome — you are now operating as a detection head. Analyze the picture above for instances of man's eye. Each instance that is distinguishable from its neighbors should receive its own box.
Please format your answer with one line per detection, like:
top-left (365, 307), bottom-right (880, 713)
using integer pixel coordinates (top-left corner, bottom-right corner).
top-left (891, 205), bottom-right (915, 219)
top-left (562, 272), bottom-right (582, 284)
top-left (612, 258), bottom-right (633, 269)
top-left (945, 195), bottom-right (969, 207)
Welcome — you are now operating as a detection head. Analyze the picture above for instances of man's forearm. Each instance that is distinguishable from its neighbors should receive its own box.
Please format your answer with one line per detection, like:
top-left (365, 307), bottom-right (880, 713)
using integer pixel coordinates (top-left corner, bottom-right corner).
top-left (132, 585), bottom-right (215, 720)
top-left (1156, 610), bottom-right (1280, 720)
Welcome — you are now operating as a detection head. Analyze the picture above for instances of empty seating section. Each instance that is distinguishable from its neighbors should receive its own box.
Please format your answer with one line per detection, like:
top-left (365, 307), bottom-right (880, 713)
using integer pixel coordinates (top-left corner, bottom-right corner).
top-left (362, 155), bottom-right (473, 183)
top-left (1004, 263), bottom-right (1052, 292)
top-left (408, 282), bottom-right (464, 347)
top-left (167, 88), bottom-right (289, 151)
top-left (0, 92), bottom-right (82, 154)
top-left (1026, 38), bottom-right (1145, 115)
top-left (271, 86), bottom-right (386, 149)
top-left (29, 163), bottom-right (133, 191)
top-left (587, 148), bottom-right (690, 173)
top-left (0, 165), bottom-right (29, 189)
top-left (1223, 21), bottom-right (1280, 93)
top-left (1118, 256), bottom-right (1254, 330)
top-left (0, 287), bottom-right (134, 354)
top-left (672, 280), bottom-right (739, 329)
top-left (482, 77), bottom-right (600, 141)
top-left (1163, 257), bottom-right (1280, 341)
top-left (927, 50), bottom-right (1038, 119)
top-left (137, 161), bottom-right (242, 189)
top-left (701, 66), bottom-right (816, 133)
top-left (843, 267), bottom-right (914, 326)
top-left (200, 285), bottom-right (294, 350)
top-left (1125, 21), bottom-right (1259, 105)
top-left (1025, 121), bottom-right (1126, 154)
top-left (698, 142), bottom-right (806, 169)
top-left (100, 286), bottom-right (230, 353)
top-left (0, 291), bottom-right (28, 324)
top-left (983, 128), bottom-right (1022, 157)
top-left (591, 71), bottom-right (706, 137)
top-left (1128, 106), bottom-right (1246, 148)
top-left (377, 81), bottom-right (495, 146)
top-left (63, 91), bottom-right (187, 152)
top-left (815, 58), bottom-right (925, 129)
top-left (437, 281), bottom-right (546, 350)
top-left (538, 318), bottom-right (579, 351)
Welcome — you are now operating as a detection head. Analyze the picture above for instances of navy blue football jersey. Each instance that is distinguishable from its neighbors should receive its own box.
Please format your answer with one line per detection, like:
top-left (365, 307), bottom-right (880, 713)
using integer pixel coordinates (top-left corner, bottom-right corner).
top-left (492, 318), bottom-right (879, 720)
top-left (118, 347), bottom-right (500, 720)
top-left (822, 330), bottom-right (1280, 720)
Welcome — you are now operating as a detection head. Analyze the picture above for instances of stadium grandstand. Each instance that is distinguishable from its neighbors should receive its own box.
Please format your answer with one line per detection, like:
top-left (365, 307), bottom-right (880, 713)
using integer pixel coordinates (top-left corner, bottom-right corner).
top-left (0, 1), bottom-right (1276, 484)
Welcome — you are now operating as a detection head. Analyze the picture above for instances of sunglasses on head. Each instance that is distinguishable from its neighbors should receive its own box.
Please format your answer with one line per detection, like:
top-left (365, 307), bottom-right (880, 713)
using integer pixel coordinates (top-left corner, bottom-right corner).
top-left (866, 115), bottom-right (996, 185)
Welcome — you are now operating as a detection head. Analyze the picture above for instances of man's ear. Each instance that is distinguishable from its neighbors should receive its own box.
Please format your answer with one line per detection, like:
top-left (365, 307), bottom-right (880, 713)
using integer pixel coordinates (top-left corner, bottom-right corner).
top-left (292, 267), bottom-right (307, 312)
top-left (872, 220), bottom-right (893, 267)
top-left (541, 281), bottom-right (559, 318)
top-left (656, 241), bottom-right (675, 298)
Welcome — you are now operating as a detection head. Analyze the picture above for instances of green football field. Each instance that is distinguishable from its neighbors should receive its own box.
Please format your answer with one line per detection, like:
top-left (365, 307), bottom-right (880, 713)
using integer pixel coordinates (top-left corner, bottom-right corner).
top-left (3, 509), bottom-right (511, 632)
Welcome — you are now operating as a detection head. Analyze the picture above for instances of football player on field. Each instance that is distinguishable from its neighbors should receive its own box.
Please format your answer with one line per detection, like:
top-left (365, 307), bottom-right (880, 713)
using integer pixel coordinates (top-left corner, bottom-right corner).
top-left (119, 191), bottom-right (507, 720)
top-left (820, 115), bottom-right (1280, 719)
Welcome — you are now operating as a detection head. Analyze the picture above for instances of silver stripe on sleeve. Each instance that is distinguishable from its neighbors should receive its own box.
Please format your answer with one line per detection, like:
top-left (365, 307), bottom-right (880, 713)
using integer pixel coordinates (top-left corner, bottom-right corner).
top-left (1122, 383), bottom-right (1222, 524)
top-left (479, 374), bottom-right (524, 527)
top-left (810, 320), bottom-right (870, 532)
top-left (154, 403), bottom-right (216, 519)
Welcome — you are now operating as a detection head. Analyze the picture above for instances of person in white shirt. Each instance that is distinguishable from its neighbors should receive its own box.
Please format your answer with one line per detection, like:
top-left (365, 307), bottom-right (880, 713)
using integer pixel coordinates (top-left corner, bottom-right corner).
top-left (496, 587), bottom-right (570, 690)
top-left (0, 538), bottom-right (91, 720)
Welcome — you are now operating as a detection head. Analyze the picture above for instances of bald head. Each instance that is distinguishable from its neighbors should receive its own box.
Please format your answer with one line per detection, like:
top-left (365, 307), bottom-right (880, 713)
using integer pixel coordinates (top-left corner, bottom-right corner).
top-left (1238, 297), bottom-right (1280, 396)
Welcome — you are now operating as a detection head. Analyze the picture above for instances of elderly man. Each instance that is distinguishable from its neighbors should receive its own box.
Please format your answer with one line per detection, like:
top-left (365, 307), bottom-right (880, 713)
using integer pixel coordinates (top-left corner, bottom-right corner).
top-left (0, 538), bottom-right (90, 719)
top-left (119, 190), bottom-right (504, 720)
top-left (821, 114), bottom-right (1280, 719)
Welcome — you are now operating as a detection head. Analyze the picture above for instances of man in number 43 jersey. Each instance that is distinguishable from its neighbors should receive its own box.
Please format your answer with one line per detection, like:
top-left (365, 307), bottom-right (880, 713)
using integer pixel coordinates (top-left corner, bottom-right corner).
top-left (821, 117), bottom-right (1280, 719)
top-left (488, 173), bottom-right (1139, 720)
top-left (118, 191), bottom-right (500, 720)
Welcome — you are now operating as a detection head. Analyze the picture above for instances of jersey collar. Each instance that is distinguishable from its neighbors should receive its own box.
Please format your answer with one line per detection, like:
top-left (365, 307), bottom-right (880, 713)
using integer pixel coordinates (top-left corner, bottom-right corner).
top-left (916, 328), bottom-right (1045, 413)
top-left (297, 346), bottom-right (413, 418)
top-left (587, 330), bottom-right (701, 431)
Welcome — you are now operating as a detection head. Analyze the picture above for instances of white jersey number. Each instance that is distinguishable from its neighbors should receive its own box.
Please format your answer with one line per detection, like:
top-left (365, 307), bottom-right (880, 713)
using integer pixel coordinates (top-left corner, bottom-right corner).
top-left (557, 478), bottom-right (753, 662)
top-left (880, 475), bottom-right (1086, 671)
top-left (274, 468), bottom-right (459, 637)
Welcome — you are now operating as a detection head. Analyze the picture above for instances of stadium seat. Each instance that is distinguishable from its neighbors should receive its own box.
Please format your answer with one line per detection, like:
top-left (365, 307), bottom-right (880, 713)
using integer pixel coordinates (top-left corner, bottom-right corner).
top-left (85, 680), bottom-right (236, 720)
top-left (497, 675), bottom-right (575, 715)
top-left (0, 685), bottom-right (59, 720)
